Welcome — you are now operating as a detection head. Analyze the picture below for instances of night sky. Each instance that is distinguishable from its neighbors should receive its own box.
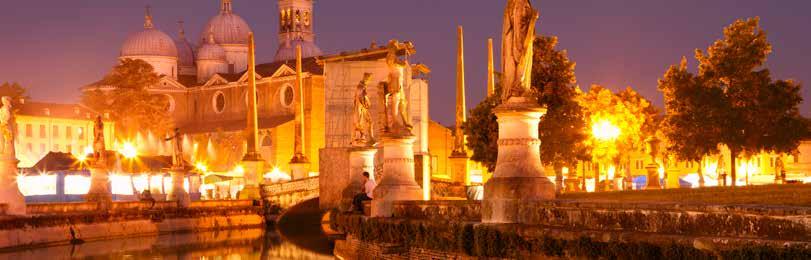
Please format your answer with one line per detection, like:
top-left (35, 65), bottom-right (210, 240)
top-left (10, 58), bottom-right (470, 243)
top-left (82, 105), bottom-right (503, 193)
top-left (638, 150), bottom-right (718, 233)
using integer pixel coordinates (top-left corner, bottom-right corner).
top-left (2, 0), bottom-right (809, 125)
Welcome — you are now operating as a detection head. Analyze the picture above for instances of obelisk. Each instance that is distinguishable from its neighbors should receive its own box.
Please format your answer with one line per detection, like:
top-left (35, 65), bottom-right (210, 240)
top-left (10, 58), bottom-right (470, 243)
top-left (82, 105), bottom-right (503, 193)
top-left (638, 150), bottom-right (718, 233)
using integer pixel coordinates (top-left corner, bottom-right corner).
top-left (239, 32), bottom-right (265, 200)
top-left (487, 38), bottom-right (495, 98)
top-left (0, 96), bottom-right (25, 215)
top-left (289, 45), bottom-right (311, 180)
top-left (483, 0), bottom-right (554, 224)
top-left (449, 26), bottom-right (470, 185)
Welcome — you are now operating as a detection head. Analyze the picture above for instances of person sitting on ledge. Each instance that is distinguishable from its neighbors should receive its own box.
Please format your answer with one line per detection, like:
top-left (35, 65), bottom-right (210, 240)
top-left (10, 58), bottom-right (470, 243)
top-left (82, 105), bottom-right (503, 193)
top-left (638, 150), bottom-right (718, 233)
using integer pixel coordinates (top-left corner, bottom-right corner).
top-left (351, 171), bottom-right (376, 213)
top-left (140, 189), bottom-right (155, 207)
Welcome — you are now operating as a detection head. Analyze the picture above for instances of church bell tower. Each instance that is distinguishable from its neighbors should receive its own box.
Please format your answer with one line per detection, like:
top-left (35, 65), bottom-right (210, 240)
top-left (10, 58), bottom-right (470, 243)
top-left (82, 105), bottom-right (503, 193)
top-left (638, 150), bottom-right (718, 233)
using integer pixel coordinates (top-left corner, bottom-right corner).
top-left (274, 0), bottom-right (322, 61)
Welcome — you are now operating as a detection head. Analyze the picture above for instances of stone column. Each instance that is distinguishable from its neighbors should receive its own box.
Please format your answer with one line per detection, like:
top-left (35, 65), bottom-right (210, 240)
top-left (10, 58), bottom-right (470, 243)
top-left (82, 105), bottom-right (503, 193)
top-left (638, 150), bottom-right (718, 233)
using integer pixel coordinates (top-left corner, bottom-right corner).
top-left (238, 32), bottom-right (267, 201)
top-left (371, 135), bottom-right (423, 217)
top-left (483, 97), bottom-right (555, 223)
top-left (0, 157), bottom-right (25, 215)
top-left (85, 161), bottom-right (112, 209)
top-left (168, 167), bottom-right (190, 207)
top-left (340, 147), bottom-right (376, 211)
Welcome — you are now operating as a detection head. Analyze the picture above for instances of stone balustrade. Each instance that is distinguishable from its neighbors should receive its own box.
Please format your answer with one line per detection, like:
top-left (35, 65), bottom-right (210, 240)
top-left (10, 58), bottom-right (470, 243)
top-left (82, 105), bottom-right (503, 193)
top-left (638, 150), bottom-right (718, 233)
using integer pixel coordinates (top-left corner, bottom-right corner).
top-left (262, 177), bottom-right (319, 196)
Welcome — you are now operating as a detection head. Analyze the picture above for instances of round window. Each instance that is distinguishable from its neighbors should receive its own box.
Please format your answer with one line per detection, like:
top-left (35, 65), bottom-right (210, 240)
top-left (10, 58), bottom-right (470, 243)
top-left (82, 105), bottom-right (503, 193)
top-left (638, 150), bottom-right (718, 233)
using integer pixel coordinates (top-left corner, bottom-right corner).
top-left (213, 91), bottom-right (226, 113)
top-left (281, 85), bottom-right (295, 107)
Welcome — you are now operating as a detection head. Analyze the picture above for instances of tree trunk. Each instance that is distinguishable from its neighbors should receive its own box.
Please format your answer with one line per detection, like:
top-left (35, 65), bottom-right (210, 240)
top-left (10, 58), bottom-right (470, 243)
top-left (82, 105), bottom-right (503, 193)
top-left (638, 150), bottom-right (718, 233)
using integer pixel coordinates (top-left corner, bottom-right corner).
top-left (554, 165), bottom-right (563, 194)
top-left (730, 149), bottom-right (738, 187)
top-left (697, 159), bottom-right (705, 188)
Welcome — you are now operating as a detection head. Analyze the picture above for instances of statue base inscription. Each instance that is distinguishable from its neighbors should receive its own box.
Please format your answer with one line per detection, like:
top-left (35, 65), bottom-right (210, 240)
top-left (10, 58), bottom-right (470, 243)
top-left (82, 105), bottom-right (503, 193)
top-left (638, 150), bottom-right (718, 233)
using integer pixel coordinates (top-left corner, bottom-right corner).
top-left (483, 97), bottom-right (555, 224)
top-left (371, 134), bottom-right (423, 217)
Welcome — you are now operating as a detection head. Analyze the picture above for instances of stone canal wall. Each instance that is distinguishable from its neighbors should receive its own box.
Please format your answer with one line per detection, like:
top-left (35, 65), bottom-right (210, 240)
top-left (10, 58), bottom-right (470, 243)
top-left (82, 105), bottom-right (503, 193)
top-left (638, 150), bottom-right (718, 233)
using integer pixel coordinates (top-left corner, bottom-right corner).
top-left (0, 200), bottom-right (264, 250)
top-left (333, 199), bottom-right (811, 259)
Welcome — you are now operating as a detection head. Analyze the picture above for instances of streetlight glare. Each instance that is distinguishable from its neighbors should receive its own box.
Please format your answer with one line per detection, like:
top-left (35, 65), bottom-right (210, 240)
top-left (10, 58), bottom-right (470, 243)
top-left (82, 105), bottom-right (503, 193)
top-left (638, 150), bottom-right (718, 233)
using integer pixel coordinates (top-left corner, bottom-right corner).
top-left (119, 142), bottom-right (138, 159)
top-left (592, 120), bottom-right (621, 140)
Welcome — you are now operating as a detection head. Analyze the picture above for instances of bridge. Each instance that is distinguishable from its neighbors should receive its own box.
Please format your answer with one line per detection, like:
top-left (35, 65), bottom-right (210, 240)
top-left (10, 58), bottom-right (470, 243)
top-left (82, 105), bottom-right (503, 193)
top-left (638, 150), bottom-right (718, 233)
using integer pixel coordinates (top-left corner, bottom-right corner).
top-left (261, 177), bottom-right (320, 209)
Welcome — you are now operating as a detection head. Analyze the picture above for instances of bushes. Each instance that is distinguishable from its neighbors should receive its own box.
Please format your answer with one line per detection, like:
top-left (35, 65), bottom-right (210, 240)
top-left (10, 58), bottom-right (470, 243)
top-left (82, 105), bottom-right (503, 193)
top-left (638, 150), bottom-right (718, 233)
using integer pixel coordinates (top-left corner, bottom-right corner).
top-left (332, 212), bottom-right (811, 258)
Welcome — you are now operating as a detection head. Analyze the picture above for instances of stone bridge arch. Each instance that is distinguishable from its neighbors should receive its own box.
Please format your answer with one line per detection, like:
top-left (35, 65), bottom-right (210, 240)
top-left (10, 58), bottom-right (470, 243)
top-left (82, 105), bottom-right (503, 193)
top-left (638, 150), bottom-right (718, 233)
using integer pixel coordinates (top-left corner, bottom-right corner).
top-left (261, 177), bottom-right (320, 210)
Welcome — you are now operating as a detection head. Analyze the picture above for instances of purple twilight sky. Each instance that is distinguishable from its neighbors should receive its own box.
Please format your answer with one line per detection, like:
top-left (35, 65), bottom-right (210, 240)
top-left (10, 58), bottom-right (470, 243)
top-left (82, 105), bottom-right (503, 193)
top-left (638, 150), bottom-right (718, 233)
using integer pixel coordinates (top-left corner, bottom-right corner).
top-left (2, 0), bottom-right (809, 126)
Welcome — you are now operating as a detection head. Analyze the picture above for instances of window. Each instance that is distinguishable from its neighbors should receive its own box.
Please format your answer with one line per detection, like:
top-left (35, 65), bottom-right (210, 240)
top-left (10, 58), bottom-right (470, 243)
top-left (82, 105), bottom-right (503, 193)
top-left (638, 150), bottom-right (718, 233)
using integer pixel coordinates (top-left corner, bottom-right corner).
top-left (212, 91), bottom-right (226, 114)
top-left (261, 136), bottom-right (272, 147)
top-left (770, 158), bottom-right (775, 167)
top-left (26, 143), bottom-right (32, 153)
top-left (52, 126), bottom-right (59, 138)
top-left (281, 85), bottom-right (295, 107)
top-left (66, 127), bottom-right (72, 139)
top-left (431, 155), bottom-right (438, 174)
top-left (39, 125), bottom-right (46, 138)
top-left (40, 143), bottom-right (45, 153)
top-left (78, 127), bottom-right (84, 140)
top-left (53, 144), bottom-right (59, 152)
top-left (25, 124), bottom-right (32, 137)
top-left (66, 145), bottom-right (72, 153)
top-left (794, 154), bottom-right (800, 163)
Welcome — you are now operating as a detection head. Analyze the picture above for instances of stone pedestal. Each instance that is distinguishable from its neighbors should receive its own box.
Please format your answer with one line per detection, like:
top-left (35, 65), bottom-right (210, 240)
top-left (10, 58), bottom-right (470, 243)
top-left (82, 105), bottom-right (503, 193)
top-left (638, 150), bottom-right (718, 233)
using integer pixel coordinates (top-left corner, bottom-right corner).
top-left (449, 153), bottom-right (470, 185)
top-left (85, 161), bottom-right (112, 209)
top-left (0, 158), bottom-right (25, 215)
top-left (238, 159), bottom-right (264, 200)
top-left (168, 167), bottom-right (190, 207)
top-left (371, 135), bottom-right (423, 217)
top-left (340, 147), bottom-right (376, 211)
top-left (290, 161), bottom-right (311, 180)
top-left (483, 97), bottom-right (555, 224)
top-left (645, 164), bottom-right (661, 190)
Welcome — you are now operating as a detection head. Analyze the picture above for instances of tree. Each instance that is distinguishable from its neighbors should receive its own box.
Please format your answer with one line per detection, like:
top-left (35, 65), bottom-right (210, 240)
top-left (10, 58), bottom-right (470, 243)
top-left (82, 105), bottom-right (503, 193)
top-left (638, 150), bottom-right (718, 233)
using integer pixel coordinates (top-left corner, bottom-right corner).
top-left (464, 36), bottom-right (589, 188)
top-left (666, 17), bottom-right (806, 186)
top-left (0, 82), bottom-right (29, 106)
top-left (532, 36), bottom-right (590, 190)
top-left (82, 59), bottom-right (173, 138)
top-left (658, 57), bottom-right (725, 187)
top-left (577, 86), bottom-right (658, 190)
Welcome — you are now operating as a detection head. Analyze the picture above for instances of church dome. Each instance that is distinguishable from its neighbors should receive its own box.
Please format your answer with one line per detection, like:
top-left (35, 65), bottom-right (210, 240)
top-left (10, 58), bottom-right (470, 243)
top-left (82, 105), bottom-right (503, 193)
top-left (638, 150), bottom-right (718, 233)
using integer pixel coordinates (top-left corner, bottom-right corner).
top-left (175, 23), bottom-right (195, 67)
top-left (197, 34), bottom-right (227, 61)
top-left (121, 28), bottom-right (178, 58)
top-left (274, 39), bottom-right (322, 61)
top-left (200, 0), bottom-right (252, 45)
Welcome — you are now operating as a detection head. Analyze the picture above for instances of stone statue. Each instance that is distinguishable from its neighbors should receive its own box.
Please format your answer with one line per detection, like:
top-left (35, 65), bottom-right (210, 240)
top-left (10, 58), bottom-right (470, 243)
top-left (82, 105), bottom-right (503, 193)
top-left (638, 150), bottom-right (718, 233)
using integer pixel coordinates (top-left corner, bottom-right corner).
top-left (352, 73), bottom-right (374, 146)
top-left (165, 128), bottom-right (185, 168)
top-left (501, 0), bottom-right (539, 101)
top-left (0, 97), bottom-right (15, 158)
top-left (93, 115), bottom-right (105, 160)
top-left (383, 40), bottom-right (413, 134)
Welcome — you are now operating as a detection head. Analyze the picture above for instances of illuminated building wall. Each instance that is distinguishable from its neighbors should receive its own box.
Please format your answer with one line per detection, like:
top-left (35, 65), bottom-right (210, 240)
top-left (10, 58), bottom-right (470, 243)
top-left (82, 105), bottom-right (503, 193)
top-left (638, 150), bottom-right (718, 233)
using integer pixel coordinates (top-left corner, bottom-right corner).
top-left (15, 101), bottom-right (115, 168)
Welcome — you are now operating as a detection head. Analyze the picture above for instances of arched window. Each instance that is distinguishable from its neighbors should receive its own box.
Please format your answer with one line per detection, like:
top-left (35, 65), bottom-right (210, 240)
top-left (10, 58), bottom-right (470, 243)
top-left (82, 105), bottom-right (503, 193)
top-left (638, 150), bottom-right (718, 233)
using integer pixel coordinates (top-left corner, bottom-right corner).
top-left (164, 94), bottom-right (176, 113)
top-left (261, 136), bottom-right (272, 147)
top-left (212, 91), bottom-right (226, 114)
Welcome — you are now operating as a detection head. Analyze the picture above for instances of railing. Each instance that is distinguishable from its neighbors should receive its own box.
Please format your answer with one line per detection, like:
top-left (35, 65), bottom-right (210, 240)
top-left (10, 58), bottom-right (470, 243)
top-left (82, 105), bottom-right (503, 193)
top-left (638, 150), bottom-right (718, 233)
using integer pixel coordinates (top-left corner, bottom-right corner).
top-left (261, 177), bottom-right (320, 196)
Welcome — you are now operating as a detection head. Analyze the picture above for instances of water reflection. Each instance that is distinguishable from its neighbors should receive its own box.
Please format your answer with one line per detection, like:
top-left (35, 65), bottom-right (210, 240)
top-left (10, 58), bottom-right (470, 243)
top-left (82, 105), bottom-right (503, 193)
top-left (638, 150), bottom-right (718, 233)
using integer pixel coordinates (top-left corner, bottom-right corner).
top-left (0, 228), bottom-right (334, 259)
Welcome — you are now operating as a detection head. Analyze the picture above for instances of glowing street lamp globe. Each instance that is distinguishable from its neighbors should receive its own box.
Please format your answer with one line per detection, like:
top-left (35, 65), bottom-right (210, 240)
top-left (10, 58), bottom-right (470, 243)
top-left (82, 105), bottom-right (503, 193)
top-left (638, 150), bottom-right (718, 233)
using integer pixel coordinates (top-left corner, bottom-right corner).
top-left (592, 120), bottom-right (621, 141)
top-left (120, 142), bottom-right (138, 159)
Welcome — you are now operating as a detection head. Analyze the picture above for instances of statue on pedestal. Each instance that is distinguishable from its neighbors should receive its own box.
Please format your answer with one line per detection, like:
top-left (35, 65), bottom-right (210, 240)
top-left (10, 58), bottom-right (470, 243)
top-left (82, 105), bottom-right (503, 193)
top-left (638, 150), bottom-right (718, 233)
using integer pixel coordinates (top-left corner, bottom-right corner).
top-left (501, 0), bottom-right (539, 101)
top-left (382, 40), bottom-right (413, 134)
top-left (352, 73), bottom-right (374, 146)
top-left (93, 116), bottom-right (105, 161)
top-left (0, 97), bottom-right (16, 159)
top-left (165, 128), bottom-right (185, 168)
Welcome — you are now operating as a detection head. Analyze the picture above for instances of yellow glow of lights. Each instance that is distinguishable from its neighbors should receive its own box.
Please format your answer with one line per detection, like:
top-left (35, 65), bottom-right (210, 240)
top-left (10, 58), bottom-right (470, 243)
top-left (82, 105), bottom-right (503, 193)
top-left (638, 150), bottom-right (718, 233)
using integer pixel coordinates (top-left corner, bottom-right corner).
top-left (83, 146), bottom-right (94, 155)
top-left (592, 120), bottom-right (621, 141)
top-left (195, 162), bottom-right (208, 173)
top-left (264, 167), bottom-right (291, 183)
top-left (119, 142), bottom-right (138, 159)
top-left (233, 165), bottom-right (245, 175)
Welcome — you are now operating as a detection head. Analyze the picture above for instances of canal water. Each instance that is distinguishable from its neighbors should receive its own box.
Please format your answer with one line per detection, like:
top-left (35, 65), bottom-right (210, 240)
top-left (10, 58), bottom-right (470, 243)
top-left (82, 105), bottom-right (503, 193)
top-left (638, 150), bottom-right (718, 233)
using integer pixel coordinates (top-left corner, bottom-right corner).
top-left (0, 228), bottom-right (335, 259)
top-left (0, 199), bottom-right (336, 259)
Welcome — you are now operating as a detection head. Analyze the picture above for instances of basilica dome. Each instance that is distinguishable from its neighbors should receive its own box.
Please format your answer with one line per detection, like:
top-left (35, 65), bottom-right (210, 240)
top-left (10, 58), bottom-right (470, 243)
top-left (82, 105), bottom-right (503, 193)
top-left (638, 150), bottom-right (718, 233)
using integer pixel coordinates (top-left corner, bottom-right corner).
top-left (197, 34), bottom-right (227, 61)
top-left (274, 39), bottom-right (323, 61)
top-left (175, 30), bottom-right (196, 67)
top-left (200, 0), bottom-right (252, 45)
top-left (120, 28), bottom-right (178, 58)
